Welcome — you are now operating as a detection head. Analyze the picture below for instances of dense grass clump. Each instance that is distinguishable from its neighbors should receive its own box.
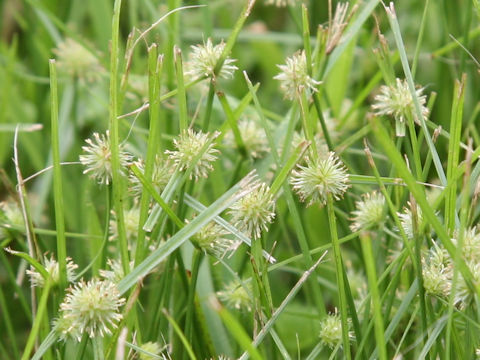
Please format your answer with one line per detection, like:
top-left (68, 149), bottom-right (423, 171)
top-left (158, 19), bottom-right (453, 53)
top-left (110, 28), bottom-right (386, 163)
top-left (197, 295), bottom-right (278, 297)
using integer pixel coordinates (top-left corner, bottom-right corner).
top-left (1, 0), bottom-right (480, 359)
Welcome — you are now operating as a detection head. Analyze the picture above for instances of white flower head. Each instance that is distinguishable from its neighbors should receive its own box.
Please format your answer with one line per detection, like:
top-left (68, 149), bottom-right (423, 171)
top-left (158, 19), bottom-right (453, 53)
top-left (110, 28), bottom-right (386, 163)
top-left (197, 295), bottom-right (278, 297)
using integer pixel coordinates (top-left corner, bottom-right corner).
top-left (138, 341), bottom-right (166, 360)
top-left (55, 278), bottom-right (125, 341)
top-left (185, 38), bottom-right (238, 80)
top-left (422, 241), bottom-right (452, 298)
top-left (166, 129), bottom-right (220, 181)
top-left (224, 118), bottom-right (269, 159)
top-left (229, 182), bottom-right (275, 240)
top-left (290, 152), bottom-right (350, 206)
top-left (217, 279), bottom-right (253, 311)
top-left (350, 191), bottom-right (386, 232)
top-left (109, 203), bottom-right (140, 241)
top-left (129, 155), bottom-right (172, 197)
top-left (80, 131), bottom-right (133, 185)
top-left (396, 202), bottom-right (423, 239)
top-left (274, 50), bottom-right (321, 100)
top-left (26, 255), bottom-right (78, 288)
top-left (319, 309), bottom-right (352, 348)
top-left (99, 258), bottom-right (134, 284)
top-left (372, 78), bottom-right (429, 136)
top-left (54, 38), bottom-right (103, 83)
top-left (191, 221), bottom-right (239, 259)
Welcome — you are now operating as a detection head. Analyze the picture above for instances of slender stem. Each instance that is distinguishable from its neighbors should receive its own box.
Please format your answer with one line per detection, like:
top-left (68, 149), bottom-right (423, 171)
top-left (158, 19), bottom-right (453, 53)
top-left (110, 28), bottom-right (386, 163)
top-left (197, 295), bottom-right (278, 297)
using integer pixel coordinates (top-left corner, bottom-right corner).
top-left (202, 80), bottom-right (216, 132)
top-left (326, 193), bottom-right (351, 360)
top-left (183, 250), bottom-right (202, 360)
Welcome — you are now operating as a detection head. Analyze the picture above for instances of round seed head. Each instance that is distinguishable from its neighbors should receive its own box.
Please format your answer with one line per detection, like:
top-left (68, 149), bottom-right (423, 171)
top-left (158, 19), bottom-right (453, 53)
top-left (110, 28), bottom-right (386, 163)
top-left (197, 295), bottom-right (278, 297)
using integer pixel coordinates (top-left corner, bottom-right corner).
top-left (191, 221), bottom-right (239, 259)
top-left (217, 279), bottom-right (253, 311)
top-left (27, 255), bottom-right (78, 288)
top-left (350, 191), bottom-right (386, 232)
top-left (79, 131), bottom-right (133, 185)
top-left (290, 152), bottom-right (350, 207)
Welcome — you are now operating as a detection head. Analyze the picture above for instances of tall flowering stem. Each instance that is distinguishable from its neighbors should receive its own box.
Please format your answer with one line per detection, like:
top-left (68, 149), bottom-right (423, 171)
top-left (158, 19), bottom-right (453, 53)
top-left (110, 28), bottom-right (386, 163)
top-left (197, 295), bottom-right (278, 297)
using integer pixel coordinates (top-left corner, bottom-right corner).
top-left (326, 193), bottom-right (351, 359)
top-left (109, 0), bottom-right (130, 274)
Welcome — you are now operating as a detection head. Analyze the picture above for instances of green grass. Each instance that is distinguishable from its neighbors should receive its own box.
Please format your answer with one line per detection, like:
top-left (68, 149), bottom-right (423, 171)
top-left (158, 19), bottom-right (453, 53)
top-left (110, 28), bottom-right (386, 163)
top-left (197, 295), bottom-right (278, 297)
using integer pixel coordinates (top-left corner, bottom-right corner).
top-left (1, 0), bottom-right (480, 359)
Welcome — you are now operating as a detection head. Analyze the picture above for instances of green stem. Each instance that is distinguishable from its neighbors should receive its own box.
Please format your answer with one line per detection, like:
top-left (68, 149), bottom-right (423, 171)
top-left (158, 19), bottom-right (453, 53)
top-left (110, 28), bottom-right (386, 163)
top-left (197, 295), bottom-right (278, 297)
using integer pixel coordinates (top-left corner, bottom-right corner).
top-left (326, 194), bottom-right (351, 360)
top-left (184, 250), bottom-right (202, 360)
top-left (49, 59), bottom-right (67, 289)
top-left (202, 80), bottom-right (215, 132)
top-left (359, 232), bottom-right (387, 360)
top-left (109, 0), bottom-right (130, 274)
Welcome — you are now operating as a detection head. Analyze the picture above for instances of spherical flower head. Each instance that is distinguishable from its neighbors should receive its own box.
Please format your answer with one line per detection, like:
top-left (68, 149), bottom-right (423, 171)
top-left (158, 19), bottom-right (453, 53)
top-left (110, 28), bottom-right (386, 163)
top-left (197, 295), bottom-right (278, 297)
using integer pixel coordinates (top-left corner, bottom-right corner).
top-left (0, 199), bottom-right (24, 239)
top-left (217, 279), bottom-right (253, 311)
top-left (290, 152), bottom-right (350, 207)
top-left (166, 129), bottom-right (220, 181)
top-left (191, 221), bottom-right (239, 259)
top-left (129, 155), bottom-right (172, 197)
top-left (372, 78), bottom-right (429, 137)
top-left (229, 182), bottom-right (275, 240)
top-left (453, 227), bottom-right (480, 263)
top-left (99, 258), bottom-right (134, 284)
top-left (56, 278), bottom-right (125, 340)
top-left (185, 38), bottom-right (238, 80)
top-left (27, 255), bottom-right (78, 288)
top-left (224, 118), bottom-right (269, 159)
top-left (109, 204), bottom-right (140, 241)
top-left (80, 131), bottom-right (133, 185)
top-left (455, 261), bottom-right (480, 307)
top-left (319, 310), bottom-right (351, 349)
top-left (274, 50), bottom-right (321, 100)
top-left (138, 341), bottom-right (164, 360)
top-left (422, 242), bottom-right (452, 297)
top-left (53, 38), bottom-right (103, 83)
top-left (350, 191), bottom-right (385, 232)
top-left (396, 202), bottom-right (423, 239)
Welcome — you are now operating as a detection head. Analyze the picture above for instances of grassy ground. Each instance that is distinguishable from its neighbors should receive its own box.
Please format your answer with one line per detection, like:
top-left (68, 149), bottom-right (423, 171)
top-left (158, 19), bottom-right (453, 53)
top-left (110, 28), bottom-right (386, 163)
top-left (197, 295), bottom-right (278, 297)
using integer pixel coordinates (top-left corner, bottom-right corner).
top-left (1, 0), bottom-right (480, 359)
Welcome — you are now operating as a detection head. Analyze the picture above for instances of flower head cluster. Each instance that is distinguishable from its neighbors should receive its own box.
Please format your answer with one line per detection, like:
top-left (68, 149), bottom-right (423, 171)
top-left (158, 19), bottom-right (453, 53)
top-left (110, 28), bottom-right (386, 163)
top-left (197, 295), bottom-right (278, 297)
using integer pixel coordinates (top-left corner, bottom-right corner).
top-left (325, 2), bottom-right (353, 54)
top-left (397, 202), bottom-right (423, 239)
top-left (229, 182), bottom-right (275, 239)
top-left (290, 152), bottom-right (350, 206)
top-left (319, 310), bottom-right (351, 348)
top-left (185, 38), bottom-right (238, 80)
top-left (129, 155), bottom-right (172, 197)
top-left (372, 78), bottom-right (429, 137)
top-left (166, 129), bottom-right (220, 181)
top-left (422, 241), bottom-right (453, 298)
top-left (80, 131), bottom-right (133, 185)
top-left (224, 118), bottom-right (269, 159)
top-left (109, 203), bottom-right (140, 242)
top-left (274, 50), bottom-right (321, 100)
top-left (99, 258), bottom-right (133, 284)
top-left (191, 221), bottom-right (239, 259)
top-left (350, 191), bottom-right (385, 232)
top-left (54, 38), bottom-right (103, 83)
top-left (27, 255), bottom-right (78, 288)
top-left (0, 199), bottom-right (24, 239)
top-left (217, 279), bottom-right (253, 311)
top-left (54, 278), bottom-right (125, 341)
top-left (138, 341), bottom-right (166, 360)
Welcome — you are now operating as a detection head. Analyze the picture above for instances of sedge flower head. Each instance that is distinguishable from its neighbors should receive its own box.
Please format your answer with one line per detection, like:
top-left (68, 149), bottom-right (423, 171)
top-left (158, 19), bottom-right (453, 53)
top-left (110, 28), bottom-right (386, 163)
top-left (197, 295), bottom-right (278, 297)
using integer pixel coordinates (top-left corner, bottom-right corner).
top-left (274, 50), bottom-right (321, 100)
top-left (397, 202), bottom-right (423, 239)
top-left (217, 279), bottom-right (253, 311)
top-left (229, 182), bottom-right (276, 239)
top-left (185, 38), bottom-right (238, 80)
top-left (372, 78), bottom-right (429, 136)
top-left (109, 204), bottom-right (140, 241)
top-left (319, 310), bottom-right (352, 348)
top-left (290, 152), bottom-right (350, 207)
top-left (27, 255), bottom-right (78, 288)
top-left (54, 38), bottom-right (103, 83)
top-left (129, 155), bottom-right (172, 197)
top-left (99, 258), bottom-right (134, 284)
top-left (224, 118), bottom-right (269, 159)
top-left (80, 131), bottom-right (133, 185)
top-left (326, 2), bottom-right (352, 54)
top-left (422, 241), bottom-right (452, 298)
top-left (191, 221), bottom-right (239, 259)
top-left (166, 129), bottom-right (220, 181)
top-left (350, 191), bottom-right (386, 232)
top-left (55, 278), bottom-right (125, 341)
top-left (453, 227), bottom-right (480, 262)
top-left (138, 341), bottom-right (165, 360)
top-left (0, 199), bottom-right (24, 239)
